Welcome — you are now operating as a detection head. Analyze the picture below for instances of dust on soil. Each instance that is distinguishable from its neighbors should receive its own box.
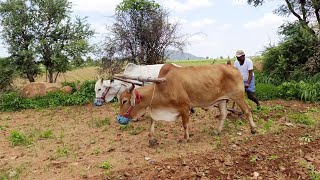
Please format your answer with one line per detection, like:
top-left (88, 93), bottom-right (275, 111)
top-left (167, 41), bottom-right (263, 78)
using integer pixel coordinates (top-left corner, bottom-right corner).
top-left (0, 100), bottom-right (319, 180)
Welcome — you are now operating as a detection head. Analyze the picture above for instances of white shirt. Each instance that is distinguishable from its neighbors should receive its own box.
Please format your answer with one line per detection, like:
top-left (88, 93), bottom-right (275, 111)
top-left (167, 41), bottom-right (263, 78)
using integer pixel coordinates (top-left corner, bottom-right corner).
top-left (234, 57), bottom-right (254, 81)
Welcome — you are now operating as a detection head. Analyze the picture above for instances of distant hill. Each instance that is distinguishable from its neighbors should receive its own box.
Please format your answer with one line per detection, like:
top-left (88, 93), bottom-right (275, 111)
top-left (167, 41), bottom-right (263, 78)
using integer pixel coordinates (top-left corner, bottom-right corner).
top-left (166, 50), bottom-right (205, 60)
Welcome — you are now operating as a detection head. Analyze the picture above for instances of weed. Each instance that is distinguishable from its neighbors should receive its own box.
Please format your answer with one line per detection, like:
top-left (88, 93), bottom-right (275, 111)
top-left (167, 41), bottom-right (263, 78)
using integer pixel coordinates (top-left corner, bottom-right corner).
top-left (119, 124), bottom-right (134, 131)
top-left (308, 108), bottom-right (320, 113)
top-left (250, 155), bottom-right (259, 163)
top-left (271, 105), bottom-right (285, 111)
top-left (9, 130), bottom-right (32, 146)
top-left (0, 166), bottom-right (23, 180)
top-left (233, 119), bottom-right (245, 130)
top-left (129, 125), bottom-right (146, 135)
top-left (0, 124), bottom-right (8, 132)
top-left (91, 147), bottom-right (102, 155)
top-left (39, 129), bottom-right (55, 139)
top-left (266, 155), bottom-right (278, 161)
top-left (263, 119), bottom-right (273, 131)
top-left (99, 161), bottom-right (112, 170)
top-left (56, 145), bottom-right (71, 158)
top-left (308, 164), bottom-right (320, 180)
top-left (215, 136), bottom-right (222, 149)
top-left (297, 160), bottom-right (320, 180)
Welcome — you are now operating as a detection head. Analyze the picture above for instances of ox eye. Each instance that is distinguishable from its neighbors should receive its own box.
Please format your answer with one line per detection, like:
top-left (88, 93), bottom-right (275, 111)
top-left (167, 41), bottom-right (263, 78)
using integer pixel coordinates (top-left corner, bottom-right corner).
top-left (98, 88), bottom-right (101, 91)
top-left (122, 100), bottom-right (127, 104)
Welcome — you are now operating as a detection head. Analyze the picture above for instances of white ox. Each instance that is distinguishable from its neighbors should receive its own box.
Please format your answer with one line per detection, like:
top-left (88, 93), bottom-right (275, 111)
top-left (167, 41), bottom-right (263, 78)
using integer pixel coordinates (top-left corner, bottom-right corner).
top-left (94, 63), bottom-right (166, 106)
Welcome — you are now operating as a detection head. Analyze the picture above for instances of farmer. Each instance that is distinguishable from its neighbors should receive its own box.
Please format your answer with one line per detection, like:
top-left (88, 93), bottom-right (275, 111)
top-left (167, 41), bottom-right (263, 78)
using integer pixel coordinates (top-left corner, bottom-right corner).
top-left (234, 50), bottom-right (261, 110)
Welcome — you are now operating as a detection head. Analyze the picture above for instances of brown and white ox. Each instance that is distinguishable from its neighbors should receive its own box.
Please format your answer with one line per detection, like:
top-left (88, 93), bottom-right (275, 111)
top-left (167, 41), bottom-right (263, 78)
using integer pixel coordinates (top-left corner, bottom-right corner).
top-left (117, 63), bottom-right (257, 146)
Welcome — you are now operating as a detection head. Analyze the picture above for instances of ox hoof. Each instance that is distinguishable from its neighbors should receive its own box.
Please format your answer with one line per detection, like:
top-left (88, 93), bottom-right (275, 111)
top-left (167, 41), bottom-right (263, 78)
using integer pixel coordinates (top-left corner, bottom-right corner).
top-left (148, 139), bottom-right (158, 148)
top-left (251, 128), bottom-right (257, 134)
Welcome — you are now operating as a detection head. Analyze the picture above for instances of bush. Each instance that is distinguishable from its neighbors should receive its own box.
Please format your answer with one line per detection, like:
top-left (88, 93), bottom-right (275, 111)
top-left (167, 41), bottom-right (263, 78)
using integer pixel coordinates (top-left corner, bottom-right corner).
top-left (261, 22), bottom-right (318, 83)
top-left (278, 81), bottom-right (320, 102)
top-left (255, 83), bottom-right (281, 100)
top-left (0, 80), bottom-right (96, 112)
top-left (0, 57), bottom-right (15, 93)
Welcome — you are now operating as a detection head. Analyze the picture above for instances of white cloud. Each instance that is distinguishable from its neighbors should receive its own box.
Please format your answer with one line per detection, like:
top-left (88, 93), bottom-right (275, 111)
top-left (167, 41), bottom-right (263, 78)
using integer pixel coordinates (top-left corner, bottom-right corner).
top-left (191, 18), bottom-right (215, 28)
top-left (244, 13), bottom-right (287, 29)
top-left (231, 0), bottom-right (247, 6)
top-left (71, 0), bottom-right (122, 14)
top-left (188, 33), bottom-right (207, 43)
top-left (160, 0), bottom-right (213, 12)
top-left (217, 23), bottom-right (232, 31)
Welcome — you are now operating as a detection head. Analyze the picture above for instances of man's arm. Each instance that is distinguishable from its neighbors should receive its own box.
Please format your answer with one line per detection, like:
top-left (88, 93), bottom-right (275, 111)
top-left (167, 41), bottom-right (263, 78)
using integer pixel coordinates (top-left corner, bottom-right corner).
top-left (245, 70), bottom-right (253, 88)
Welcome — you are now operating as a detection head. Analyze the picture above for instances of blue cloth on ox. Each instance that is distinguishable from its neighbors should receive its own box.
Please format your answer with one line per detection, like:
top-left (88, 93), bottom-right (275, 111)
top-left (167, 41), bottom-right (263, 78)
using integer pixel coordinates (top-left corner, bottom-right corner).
top-left (244, 76), bottom-right (255, 92)
top-left (117, 115), bottom-right (131, 125)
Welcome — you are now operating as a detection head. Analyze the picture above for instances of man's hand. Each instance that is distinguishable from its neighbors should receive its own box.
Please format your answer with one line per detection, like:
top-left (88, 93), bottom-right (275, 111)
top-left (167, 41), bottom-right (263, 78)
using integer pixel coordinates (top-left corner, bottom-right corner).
top-left (245, 83), bottom-right (250, 88)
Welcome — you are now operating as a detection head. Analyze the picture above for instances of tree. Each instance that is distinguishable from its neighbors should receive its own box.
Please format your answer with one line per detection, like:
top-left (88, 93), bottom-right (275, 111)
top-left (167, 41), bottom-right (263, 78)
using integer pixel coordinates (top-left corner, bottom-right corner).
top-left (0, 0), bottom-right (39, 82)
top-left (0, 0), bottom-right (94, 83)
top-left (105, 0), bottom-right (186, 65)
top-left (248, 0), bottom-right (320, 80)
top-left (247, 0), bottom-right (320, 37)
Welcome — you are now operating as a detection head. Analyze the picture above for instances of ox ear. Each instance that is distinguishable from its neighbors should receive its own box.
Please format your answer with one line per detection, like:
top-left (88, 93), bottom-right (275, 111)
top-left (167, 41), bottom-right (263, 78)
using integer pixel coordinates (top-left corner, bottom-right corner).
top-left (127, 84), bottom-right (135, 93)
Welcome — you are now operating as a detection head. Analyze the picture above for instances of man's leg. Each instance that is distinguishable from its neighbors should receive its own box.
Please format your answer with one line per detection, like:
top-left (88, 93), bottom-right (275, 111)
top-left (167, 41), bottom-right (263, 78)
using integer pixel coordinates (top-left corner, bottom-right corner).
top-left (246, 91), bottom-right (260, 107)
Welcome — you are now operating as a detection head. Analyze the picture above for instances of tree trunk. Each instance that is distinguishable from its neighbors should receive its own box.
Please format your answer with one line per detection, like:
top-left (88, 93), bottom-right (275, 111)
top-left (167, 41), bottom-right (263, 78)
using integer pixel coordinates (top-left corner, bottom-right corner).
top-left (54, 72), bottom-right (60, 83)
top-left (48, 69), bottom-right (54, 83)
top-left (27, 73), bottom-right (35, 82)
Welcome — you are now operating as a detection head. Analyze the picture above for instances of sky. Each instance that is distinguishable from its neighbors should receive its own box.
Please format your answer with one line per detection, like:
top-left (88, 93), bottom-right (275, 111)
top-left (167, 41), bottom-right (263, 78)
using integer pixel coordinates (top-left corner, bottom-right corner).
top-left (0, 0), bottom-right (295, 59)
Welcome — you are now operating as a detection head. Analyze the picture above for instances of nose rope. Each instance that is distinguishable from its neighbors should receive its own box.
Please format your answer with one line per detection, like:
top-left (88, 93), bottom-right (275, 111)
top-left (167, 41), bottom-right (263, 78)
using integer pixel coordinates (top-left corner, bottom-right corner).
top-left (147, 84), bottom-right (156, 110)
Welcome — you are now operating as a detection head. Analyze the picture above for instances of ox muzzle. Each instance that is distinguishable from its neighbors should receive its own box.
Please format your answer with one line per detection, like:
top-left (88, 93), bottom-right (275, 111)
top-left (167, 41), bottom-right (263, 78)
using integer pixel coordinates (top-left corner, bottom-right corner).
top-left (117, 115), bottom-right (131, 125)
top-left (117, 89), bottom-right (141, 125)
top-left (94, 86), bottom-right (111, 106)
top-left (94, 98), bottom-right (104, 106)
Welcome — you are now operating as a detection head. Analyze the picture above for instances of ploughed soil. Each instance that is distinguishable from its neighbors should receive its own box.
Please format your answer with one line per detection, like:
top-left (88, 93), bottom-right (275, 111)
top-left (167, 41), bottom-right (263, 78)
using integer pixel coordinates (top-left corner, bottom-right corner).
top-left (0, 100), bottom-right (319, 180)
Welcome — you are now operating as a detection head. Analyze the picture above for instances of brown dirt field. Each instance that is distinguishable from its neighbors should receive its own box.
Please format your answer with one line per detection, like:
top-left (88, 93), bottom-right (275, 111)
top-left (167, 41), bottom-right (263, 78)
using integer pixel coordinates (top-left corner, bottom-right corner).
top-left (0, 100), bottom-right (319, 180)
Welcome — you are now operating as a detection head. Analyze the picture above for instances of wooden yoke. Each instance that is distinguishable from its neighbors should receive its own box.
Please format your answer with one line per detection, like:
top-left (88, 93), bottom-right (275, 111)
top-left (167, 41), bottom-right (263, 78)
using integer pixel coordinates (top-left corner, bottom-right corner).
top-left (113, 74), bottom-right (166, 83)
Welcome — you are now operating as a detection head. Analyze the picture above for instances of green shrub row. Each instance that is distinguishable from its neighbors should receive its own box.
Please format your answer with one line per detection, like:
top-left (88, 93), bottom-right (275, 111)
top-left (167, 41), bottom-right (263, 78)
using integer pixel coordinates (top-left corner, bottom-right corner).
top-left (0, 80), bottom-right (96, 112)
top-left (256, 81), bottom-right (320, 102)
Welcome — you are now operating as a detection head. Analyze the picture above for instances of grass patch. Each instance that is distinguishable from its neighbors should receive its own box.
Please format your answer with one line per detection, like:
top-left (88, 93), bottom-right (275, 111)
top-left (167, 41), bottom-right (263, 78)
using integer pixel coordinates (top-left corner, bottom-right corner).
top-left (0, 166), bottom-right (23, 180)
top-left (119, 124), bottom-right (134, 131)
top-left (266, 155), bottom-right (278, 161)
top-left (129, 125), bottom-right (146, 135)
top-left (289, 113), bottom-right (315, 126)
top-left (233, 119), bottom-right (245, 130)
top-left (9, 130), bottom-right (32, 146)
top-left (55, 145), bottom-right (72, 158)
top-left (0, 124), bottom-right (8, 132)
top-left (99, 161), bottom-right (112, 170)
top-left (38, 129), bottom-right (55, 139)
top-left (88, 117), bottom-right (111, 128)
top-left (297, 160), bottom-right (320, 180)
top-left (250, 155), bottom-right (259, 163)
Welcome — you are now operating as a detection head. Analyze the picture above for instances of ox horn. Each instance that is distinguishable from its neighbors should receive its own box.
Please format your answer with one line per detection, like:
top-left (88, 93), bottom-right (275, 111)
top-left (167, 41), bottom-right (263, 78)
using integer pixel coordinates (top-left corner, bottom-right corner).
top-left (100, 78), bottom-right (104, 84)
top-left (128, 83), bottom-right (135, 93)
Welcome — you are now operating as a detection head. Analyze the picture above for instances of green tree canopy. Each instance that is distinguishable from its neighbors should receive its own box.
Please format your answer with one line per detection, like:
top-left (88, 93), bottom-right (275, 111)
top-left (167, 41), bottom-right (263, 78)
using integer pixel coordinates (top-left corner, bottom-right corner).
top-left (0, 0), bottom-right (94, 83)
